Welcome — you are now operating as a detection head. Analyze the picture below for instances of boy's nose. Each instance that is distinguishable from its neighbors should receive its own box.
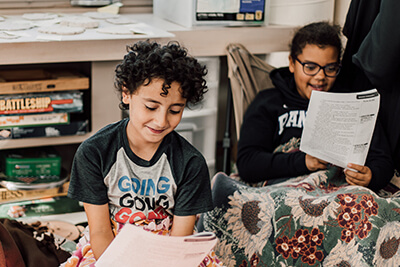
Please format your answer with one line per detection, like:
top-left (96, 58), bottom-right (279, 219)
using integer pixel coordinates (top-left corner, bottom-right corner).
top-left (154, 111), bottom-right (168, 128)
top-left (314, 68), bottom-right (327, 79)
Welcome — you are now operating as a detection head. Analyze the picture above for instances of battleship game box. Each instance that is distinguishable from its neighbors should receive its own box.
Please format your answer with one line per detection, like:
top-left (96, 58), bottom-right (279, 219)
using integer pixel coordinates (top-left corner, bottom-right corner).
top-left (0, 91), bottom-right (84, 115)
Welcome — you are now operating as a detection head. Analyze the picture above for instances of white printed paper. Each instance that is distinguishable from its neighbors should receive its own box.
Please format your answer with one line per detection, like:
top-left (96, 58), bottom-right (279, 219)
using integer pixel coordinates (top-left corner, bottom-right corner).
top-left (95, 224), bottom-right (218, 267)
top-left (300, 89), bottom-right (380, 169)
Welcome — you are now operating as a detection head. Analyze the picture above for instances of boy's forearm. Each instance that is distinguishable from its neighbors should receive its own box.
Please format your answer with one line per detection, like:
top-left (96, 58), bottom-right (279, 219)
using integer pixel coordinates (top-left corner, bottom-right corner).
top-left (90, 230), bottom-right (115, 260)
top-left (170, 215), bottom-right (196, 236)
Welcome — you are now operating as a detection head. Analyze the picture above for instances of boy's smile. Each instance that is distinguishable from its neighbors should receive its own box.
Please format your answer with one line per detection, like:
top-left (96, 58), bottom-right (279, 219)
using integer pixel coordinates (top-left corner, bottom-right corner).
top-left (289, 44), bottom-right (339, 99)
top-left (122, 78), bottom-right (186, 159)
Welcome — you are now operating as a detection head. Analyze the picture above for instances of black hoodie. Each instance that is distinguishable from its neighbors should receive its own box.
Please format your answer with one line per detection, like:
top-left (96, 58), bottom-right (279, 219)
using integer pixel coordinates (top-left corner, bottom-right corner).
top-left (237, 67), bottom-right (393, 191)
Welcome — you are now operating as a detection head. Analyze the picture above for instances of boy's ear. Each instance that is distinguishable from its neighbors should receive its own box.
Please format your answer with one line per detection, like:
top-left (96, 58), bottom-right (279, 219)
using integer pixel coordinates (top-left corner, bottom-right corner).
top-left (122, 87), bottom-right (130, 104)
top-left (288, 55), bottom-right (295, 73)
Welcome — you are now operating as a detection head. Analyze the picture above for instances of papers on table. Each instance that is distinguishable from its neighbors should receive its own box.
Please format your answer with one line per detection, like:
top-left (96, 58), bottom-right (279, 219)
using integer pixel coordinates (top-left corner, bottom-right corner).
top-left (300, 89), bottom-right (380, 169)
top-left (0, 14), bottom-right (175, 43)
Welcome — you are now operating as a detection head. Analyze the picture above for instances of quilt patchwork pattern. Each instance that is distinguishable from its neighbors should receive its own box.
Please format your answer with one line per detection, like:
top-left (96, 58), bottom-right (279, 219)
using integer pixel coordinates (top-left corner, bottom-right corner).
top-left (201, 169), bottom-right (400, 267)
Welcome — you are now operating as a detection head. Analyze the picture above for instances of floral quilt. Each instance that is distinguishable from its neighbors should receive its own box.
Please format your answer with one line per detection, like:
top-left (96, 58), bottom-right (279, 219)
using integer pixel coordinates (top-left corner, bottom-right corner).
top-left (199, 168), bottom-right (400, 267)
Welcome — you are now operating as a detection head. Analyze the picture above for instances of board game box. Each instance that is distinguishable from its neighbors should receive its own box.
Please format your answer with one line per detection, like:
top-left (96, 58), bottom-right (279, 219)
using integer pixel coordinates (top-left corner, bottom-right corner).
top-left (0, 148), bottom-right (62, 184)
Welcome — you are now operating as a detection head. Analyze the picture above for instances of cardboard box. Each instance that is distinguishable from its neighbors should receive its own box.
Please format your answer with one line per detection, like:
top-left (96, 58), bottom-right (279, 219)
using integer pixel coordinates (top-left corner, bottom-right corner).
top-left (0, 113), bottom-right (69, 128)
top-left (0, 69), bottom-right (89, 94)
top-left (0, 91), bottom-right (84, 115)
top-left (0, 148), bottom-right (62, 185)
top-left (154, 0), bottom-right (269, 28)
top-left (268, 0), bottom-right (334, 26)
top-left (4, 151), bottom-right (61, 181)
top-left (0, 195), bottom-right (83, 218)
top-left (7, 120), bottom-right (89, 139)
top-left (0, 181), bottom-right (69, 204)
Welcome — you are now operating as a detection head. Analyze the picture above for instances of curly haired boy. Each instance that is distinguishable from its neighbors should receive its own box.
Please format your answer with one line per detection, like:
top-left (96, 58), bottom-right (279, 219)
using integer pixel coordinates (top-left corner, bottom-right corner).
top-left (65, 41), bottom-right (222, 266)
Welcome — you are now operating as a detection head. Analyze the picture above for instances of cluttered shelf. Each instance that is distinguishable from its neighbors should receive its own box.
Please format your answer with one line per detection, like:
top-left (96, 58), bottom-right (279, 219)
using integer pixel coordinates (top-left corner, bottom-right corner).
top-left (0, 61), bottom-right (92, 220)
top-left (0, 63), bottom-right (92, 148)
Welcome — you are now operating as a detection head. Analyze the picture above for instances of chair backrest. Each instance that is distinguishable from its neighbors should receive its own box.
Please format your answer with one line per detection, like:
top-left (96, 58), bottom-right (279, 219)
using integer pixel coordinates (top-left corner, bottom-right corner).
top-left (226, 43), bottom-right (275, 138)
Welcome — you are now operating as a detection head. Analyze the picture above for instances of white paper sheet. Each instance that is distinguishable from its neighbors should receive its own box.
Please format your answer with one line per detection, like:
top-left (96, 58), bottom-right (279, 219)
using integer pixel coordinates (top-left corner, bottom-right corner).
top-left (95, 224), bottom-right (218, 267)
top-left (300, 89), bottom-right (380, 169)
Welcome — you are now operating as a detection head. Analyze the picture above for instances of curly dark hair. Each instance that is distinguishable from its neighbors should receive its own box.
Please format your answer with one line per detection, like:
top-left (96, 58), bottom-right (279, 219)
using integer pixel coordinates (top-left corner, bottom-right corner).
top-left (115, 40), bottom-right (208, 110)
top-left (290, 21), bottom-right (342, 61)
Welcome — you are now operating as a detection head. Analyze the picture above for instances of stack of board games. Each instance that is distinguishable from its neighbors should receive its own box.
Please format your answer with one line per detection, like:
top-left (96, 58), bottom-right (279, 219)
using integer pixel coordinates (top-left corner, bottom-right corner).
top-left (0, 68), bottom-right (90, 139)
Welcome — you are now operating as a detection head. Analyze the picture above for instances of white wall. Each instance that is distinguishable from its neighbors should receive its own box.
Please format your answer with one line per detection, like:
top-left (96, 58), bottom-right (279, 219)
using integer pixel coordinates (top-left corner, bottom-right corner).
top-left (334, 0), bottom-right (351, 26)
top-left (266, 0), bottom-right (352, 67)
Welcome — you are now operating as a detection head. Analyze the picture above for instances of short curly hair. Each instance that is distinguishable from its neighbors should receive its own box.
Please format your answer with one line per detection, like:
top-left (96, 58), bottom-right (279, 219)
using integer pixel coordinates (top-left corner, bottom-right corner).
top-left (290, 21), bottom-right (342, 61)
top-left (115, 40), bottom-right (208, 110)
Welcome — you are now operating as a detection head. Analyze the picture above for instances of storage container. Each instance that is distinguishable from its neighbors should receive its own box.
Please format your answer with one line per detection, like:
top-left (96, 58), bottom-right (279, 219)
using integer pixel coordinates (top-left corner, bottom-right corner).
top-left (153, 0), bottom-right (269, 28)
top-left (268, 0), bottom-right (335, 26)
top-left (175, 57), bottom-right (220, 176)
top-left (2, 148), bottom-right (61, 183)
top-left (177, 111), bottom-right (218, 175)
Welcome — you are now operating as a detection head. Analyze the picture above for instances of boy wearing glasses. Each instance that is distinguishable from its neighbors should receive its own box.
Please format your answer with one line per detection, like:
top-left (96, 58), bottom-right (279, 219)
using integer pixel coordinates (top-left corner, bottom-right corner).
top-left (236, 21), bottom-right (393, 191)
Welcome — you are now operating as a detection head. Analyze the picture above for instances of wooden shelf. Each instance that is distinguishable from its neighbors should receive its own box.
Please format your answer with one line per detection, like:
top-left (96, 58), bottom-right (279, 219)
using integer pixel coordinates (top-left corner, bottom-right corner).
top-left (0, 133), bottom-right (91, 150)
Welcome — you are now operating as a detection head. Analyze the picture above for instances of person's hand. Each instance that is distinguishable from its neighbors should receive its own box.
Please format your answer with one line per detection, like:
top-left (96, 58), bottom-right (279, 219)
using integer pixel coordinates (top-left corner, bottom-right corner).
top-left (305, 154), bottom-right (328, 171)
top-left (344, 163), bottom-right (372, 187)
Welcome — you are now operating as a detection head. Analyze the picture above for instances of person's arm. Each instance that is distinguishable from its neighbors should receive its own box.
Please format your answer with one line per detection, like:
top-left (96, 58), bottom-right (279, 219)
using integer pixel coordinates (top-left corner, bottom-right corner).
top-left (170, 215), bottom-right (197, 236)
top-left (83, 203), bottom-right (114, 260)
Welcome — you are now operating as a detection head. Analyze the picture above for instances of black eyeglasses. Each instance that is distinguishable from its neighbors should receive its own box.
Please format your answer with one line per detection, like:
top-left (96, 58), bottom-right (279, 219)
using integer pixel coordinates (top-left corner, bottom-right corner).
top-left (294, 57), bottom-right (341, 77)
